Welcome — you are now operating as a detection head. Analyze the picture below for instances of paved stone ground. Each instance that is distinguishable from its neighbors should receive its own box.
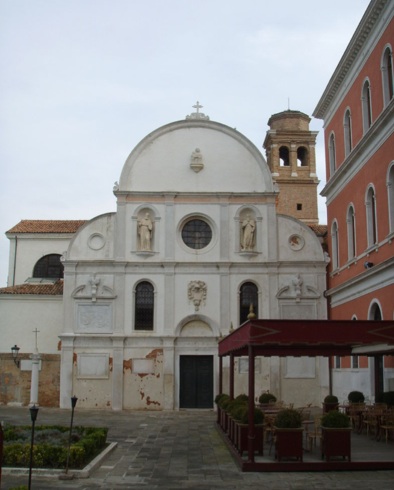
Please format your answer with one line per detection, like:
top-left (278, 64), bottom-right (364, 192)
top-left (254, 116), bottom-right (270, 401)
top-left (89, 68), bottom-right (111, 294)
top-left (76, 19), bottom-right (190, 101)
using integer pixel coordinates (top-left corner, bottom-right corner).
top-left (1, 407), bottom-right (394, 489)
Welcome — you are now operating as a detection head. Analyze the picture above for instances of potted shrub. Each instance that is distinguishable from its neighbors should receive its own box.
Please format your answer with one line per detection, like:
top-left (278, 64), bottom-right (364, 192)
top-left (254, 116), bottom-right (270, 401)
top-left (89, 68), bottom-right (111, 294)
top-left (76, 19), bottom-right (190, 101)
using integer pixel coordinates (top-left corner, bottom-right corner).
top-left (323, 394), bottom-right (339, 413)
top-left (274, 408), bottom-right (303, 462)
top-left (218, 395), bottom-right (231, 431)
top-left (233, 405), bottom-right (264, 456)
top-left (258, 392), bottom-right (277, 406)
top-left (321, 410), bottom-right (351, 462)
top-left (227, 398), bottom-right (248, 444)
top-left (347, 391), bottom-right (365, 404)
top-left (215, 393), bottom-right (229, 425)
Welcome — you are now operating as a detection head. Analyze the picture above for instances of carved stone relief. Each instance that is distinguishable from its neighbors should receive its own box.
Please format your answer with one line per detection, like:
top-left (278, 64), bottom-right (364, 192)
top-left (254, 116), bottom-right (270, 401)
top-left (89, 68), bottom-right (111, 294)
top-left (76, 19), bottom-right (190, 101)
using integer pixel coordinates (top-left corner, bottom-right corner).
top-left (188, 280), bottom-right (207, 311)
top-left (277, 274), bottom-right (320, 303)
top-left (190, 148), bottom-right (204, 173)
top-left (71, 274), bottom-right (116, 302)
top-left (288, 234), bottom-right (305, 251)
top-left (76, 304), bottom-right (113, 333)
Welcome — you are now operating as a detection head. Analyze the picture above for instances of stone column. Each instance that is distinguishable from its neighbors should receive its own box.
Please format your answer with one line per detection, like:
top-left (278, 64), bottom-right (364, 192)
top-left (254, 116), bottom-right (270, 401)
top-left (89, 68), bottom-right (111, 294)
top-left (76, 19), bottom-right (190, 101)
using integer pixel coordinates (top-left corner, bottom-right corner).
top-left (165, 194), bottom-right (175, 259)
top-left (290, 143), bottom-right (298, 176)
top-left (112, 337), bottom-right (125, 410)
top-left (162, 338), bottom-right (175, 409)
top-left (59, 335), bottom-right (74, 409)
top-left (29, 348), bottom-right (41, 406)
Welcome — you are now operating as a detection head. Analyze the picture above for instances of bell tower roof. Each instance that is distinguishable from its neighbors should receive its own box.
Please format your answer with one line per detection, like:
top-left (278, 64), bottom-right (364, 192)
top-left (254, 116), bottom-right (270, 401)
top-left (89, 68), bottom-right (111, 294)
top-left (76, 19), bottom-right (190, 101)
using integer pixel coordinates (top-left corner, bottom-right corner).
top-left (263, 110), bottom-right (320, 225)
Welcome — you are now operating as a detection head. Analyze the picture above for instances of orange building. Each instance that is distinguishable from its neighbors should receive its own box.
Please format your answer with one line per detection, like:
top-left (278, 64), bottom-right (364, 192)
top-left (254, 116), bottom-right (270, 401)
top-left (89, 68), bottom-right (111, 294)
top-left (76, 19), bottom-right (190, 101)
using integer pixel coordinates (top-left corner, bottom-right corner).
top-left (313, 0), bottom-right (394, 401)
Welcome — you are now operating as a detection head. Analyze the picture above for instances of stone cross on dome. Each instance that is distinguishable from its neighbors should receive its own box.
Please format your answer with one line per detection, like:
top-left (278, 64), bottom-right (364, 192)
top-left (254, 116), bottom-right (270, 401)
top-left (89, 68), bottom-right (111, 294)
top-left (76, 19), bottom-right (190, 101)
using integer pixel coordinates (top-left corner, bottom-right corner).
top-left (193, 101), bottom-right (203, 113)
top-left (186, 101), bottom-right (210, 120)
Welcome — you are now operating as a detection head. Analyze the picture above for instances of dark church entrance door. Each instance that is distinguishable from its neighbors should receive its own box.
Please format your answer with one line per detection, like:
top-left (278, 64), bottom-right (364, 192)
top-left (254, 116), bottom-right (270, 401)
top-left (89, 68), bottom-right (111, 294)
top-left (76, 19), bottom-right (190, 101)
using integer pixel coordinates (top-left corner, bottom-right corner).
top-left (179, 355), bottom-right (213, 408)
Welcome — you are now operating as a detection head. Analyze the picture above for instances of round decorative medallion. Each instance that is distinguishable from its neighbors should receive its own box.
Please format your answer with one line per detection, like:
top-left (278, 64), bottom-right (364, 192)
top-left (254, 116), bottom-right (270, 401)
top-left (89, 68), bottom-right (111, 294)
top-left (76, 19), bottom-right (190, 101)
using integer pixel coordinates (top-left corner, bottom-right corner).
top-left (88, 233), bottom-right (106, 250)
top-left (288, 234), bottom-right (305, 251)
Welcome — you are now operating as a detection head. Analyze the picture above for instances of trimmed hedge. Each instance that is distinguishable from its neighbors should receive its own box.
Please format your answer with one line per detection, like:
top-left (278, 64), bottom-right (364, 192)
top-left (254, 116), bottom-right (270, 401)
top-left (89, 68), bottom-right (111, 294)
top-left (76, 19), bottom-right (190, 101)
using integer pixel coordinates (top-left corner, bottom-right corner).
top-left (2, 425), bottom-right (108, 469)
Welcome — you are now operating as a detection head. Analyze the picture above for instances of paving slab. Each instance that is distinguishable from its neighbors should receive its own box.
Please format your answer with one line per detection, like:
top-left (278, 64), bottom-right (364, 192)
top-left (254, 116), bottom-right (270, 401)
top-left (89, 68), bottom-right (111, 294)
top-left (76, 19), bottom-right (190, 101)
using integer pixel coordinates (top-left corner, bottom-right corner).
top-left (1, 406), bottom-right (394, 489)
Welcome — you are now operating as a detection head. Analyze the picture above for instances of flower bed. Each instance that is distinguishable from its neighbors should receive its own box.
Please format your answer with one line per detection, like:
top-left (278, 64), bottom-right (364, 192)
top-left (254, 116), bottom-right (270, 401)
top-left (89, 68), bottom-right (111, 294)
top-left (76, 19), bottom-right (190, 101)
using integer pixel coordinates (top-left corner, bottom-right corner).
top-left (2, 424), bottom-right (108, 469)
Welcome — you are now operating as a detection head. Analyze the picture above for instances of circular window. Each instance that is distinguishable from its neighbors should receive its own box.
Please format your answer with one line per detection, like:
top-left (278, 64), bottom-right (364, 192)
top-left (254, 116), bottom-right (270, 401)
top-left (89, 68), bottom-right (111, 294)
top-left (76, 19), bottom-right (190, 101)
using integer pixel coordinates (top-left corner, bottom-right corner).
top-left (181, 219), bottom-right (212, 249)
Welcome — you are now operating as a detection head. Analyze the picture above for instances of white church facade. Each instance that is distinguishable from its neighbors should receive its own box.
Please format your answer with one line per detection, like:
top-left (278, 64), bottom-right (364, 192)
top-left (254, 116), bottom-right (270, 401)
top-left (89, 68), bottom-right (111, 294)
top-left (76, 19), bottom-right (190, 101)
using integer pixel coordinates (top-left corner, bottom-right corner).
top-left (1, 107), bottom-right (329, 410)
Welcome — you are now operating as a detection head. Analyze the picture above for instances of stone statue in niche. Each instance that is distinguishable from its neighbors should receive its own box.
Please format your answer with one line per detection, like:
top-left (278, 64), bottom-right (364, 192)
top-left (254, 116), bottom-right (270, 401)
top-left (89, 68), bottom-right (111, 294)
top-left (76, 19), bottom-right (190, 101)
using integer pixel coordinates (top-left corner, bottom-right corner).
top-left (190, 148), bottom-right (204, 173)
top-left (188, 280), bottom-right (207, 311)
top-left (138, 212), bottom-right (153, 251)
top-left (241, 214), bottom-right (256, 251)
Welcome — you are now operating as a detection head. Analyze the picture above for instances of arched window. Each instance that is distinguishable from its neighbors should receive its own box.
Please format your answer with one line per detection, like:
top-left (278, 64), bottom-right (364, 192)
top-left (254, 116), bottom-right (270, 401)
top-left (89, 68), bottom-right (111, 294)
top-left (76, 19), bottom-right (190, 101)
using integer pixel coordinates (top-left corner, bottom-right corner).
top-left (331, 220), bottom-right (339, 270)
top-left (328, 133), bottom-right (336, 176)
top-left (387, 163), bottom-right (394, 233)
top-left (369, 302), bottom-right (382, 321)
top-left (134, 281), bottom-right (154, 331)
top-left (297, 146), bottom-right (308, 166)
top-left (239, 282), bottom-right (258, 325)
top-left (33, 254), bottom-right (63, 279)
top-left (347, 205), bottom-right (356, 260)
top-left (361, 79), bottom-right (372, 133)
top-left (344, 109), bottom-right (352, 157)
top-left (382, 46), bottom-right (394, 107)
top-left (279, 146), bottom-right (290, 166)
top-left (365, 186), bottom-right (378, 247)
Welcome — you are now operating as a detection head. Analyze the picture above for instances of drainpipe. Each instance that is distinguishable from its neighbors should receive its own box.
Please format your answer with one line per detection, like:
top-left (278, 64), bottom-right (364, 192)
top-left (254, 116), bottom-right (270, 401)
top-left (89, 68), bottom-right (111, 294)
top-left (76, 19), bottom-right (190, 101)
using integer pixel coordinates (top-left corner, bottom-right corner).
top-left (12, 236), bottom-right (18, 286)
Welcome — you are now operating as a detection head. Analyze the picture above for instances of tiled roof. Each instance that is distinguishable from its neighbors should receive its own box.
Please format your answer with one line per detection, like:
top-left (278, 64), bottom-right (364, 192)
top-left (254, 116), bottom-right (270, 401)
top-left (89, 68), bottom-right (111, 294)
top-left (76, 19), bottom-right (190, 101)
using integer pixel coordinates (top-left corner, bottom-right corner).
top-left (0, 281), bottom-right (64, 295)
top-left (6, 220), bottom-right (87, 234)
top-left (308, 224), bottom-right (328, 236)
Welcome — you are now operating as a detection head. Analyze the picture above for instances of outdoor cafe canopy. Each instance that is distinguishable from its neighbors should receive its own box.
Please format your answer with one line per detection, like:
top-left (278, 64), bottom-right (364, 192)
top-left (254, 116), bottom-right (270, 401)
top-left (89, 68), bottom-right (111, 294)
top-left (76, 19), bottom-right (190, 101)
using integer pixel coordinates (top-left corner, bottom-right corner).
top-left (217, 319), bottom-right (394, 470)
top-left (218, 319), bottom-right (394, 358)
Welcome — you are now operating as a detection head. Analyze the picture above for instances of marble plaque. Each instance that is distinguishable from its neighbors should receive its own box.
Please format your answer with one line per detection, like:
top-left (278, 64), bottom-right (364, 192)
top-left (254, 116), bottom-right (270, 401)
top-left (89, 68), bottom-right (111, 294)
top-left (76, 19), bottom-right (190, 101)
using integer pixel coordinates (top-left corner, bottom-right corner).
top-left (285, 357), bottom-right (316, 378)
top-left (77, 353), bottom-right (109, 379)
top-left (239, 357), bottom-right (261, 374)
top-left (132, 359), bottom-right (155, 374)
top-left (76, 304), bottom-right (113, 333)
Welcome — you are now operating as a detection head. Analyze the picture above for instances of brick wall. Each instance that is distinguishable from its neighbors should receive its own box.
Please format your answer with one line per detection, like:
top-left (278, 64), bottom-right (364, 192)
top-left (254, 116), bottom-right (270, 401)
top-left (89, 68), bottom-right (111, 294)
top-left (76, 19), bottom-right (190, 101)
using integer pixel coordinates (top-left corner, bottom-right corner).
top-left (0, 354), bottom-right (60, 407)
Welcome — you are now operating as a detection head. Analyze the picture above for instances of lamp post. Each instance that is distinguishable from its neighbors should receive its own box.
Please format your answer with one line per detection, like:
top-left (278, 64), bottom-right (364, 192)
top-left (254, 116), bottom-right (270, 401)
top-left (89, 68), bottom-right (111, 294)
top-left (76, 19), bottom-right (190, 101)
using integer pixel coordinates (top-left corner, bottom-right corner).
top-left (11, 344), bottom-right (20, 367)
top-left (64, 396), bottom-right (78, 477)
top-left (28, 405), bottom-right (39, 490)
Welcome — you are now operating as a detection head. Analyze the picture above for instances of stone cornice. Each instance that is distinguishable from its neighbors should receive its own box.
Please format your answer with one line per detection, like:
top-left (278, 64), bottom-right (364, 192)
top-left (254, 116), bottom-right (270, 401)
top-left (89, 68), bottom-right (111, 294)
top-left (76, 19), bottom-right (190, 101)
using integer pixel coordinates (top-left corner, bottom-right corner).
top-left (313, 0), bottom-right (391, 121)
top-left (326, 256), bottom-right (394, 307)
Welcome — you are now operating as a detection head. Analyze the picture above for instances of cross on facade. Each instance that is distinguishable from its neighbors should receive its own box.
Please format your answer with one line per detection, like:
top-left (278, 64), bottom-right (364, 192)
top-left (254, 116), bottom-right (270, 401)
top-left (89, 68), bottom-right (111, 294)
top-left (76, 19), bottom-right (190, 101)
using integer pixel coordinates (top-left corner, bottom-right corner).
top-left (193, 101), bottom-right (203, 113)
top-left (33, 328), bottom-right (40, 351)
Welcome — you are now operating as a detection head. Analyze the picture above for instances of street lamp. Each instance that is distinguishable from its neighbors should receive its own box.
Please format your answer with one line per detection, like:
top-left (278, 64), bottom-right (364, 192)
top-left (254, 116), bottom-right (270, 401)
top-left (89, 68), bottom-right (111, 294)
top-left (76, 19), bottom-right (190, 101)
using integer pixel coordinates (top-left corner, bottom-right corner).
top-left (63, 395), bottom-right (78, 478)
top-left (28, 405), bottom-right (39, 490)
top-left (11, 344), bottom-right (20, 367)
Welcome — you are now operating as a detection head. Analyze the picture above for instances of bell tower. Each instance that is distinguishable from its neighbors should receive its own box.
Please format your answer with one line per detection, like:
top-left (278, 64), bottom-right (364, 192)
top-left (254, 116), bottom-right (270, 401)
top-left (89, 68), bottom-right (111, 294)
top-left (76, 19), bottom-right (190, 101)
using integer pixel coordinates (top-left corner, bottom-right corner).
top-left (263, 110), bottom-right (319, 225)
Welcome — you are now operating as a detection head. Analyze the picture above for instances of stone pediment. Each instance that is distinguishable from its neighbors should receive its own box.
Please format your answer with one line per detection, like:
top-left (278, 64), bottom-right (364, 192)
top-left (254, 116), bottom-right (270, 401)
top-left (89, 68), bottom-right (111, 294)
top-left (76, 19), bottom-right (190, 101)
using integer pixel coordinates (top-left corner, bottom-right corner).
top-left (277, 274), bottom-right (320, 303)
top-left (71, 275), bottom-right (116, 302)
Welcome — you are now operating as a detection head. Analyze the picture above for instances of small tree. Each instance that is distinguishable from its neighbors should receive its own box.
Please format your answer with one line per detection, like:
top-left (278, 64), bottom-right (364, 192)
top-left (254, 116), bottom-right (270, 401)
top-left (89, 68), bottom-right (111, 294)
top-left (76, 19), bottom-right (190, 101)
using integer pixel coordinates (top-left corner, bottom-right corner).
top-left (321, 410), bottom-right (350, 428)
top-left (347, 391), bottom-right (365, 403)
top-left (274, 409), bottom-right (302, 428)
top-left (258, 392), bottom-right (277, 404)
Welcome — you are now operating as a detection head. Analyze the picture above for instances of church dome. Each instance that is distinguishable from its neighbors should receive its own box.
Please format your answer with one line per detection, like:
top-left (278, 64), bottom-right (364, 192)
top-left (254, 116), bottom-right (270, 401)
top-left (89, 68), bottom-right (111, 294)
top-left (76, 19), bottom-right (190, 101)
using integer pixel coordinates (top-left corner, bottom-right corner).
top-left (118, 117), bottom-right (274, 194)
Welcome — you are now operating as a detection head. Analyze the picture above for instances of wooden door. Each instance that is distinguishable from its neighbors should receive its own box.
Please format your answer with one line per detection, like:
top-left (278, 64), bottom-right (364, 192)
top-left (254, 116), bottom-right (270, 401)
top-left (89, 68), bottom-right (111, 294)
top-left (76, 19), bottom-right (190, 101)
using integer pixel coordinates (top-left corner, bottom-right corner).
top-left (179, 355), bottom-right (213, 408)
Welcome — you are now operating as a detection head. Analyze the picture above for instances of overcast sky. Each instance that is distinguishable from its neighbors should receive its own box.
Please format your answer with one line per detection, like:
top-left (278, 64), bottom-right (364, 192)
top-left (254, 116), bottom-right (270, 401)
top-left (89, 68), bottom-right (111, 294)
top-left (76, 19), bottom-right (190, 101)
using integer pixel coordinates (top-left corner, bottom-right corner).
top-left (0, 0), bottom-right (371, 287)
